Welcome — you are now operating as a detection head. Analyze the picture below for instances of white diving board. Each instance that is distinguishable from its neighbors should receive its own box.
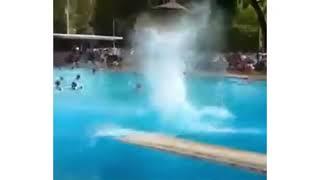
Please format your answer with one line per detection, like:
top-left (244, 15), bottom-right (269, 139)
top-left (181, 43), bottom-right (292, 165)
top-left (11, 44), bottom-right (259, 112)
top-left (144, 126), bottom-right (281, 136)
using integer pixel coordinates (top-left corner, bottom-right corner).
top-left (53, 33), bottom-right (123, 41)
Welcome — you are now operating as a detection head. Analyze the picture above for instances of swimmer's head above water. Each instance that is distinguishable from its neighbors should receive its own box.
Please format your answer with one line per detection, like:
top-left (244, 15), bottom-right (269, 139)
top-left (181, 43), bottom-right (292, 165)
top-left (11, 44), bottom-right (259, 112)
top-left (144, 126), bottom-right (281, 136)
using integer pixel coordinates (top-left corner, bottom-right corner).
top-left (55, 80), bottom-right (60, 87)
top-left (136, 83), bottom-right (142, 89)
top-left (71, 81), bottom-right (77, 90)
top-left (71, 81), bottom-right (83, 90)
top-left (54, 80), bottom-right (62, 91)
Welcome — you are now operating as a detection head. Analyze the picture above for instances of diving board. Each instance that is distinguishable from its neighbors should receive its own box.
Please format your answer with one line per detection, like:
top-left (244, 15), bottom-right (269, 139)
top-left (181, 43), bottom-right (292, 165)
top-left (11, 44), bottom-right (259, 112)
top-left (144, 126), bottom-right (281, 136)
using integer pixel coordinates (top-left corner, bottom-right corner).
top-left (53, 33), bottom-right (123, 41)
top-left (119, 132), bottom-right (266, 174)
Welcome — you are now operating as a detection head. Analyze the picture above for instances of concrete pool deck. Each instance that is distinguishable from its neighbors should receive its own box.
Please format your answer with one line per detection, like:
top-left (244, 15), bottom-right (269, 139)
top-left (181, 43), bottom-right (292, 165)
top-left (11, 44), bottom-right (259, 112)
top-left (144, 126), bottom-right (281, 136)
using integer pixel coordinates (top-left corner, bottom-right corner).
top-left (119, 132), bottom-right (266, 174)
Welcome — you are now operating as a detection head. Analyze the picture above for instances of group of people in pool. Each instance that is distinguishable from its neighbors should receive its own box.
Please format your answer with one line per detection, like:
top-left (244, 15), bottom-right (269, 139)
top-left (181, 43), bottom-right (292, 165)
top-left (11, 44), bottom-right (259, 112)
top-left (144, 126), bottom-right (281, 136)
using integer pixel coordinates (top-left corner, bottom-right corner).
top-left (54, 72), bottom-right (142, 92)
top-left (54, 74), bottom-right (83, 91)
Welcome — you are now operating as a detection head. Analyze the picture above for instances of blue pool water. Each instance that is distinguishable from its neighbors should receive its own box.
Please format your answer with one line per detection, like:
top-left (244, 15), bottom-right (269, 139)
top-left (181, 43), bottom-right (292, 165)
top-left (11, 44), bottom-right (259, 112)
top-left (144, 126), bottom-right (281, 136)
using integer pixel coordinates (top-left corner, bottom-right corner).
top-left (54, 68), bottom-right (266, 180)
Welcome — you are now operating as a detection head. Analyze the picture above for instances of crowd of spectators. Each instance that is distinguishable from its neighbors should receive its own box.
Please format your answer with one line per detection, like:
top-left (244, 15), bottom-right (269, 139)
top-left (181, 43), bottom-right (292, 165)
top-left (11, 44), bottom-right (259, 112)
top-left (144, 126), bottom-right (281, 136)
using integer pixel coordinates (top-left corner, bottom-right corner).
top-left (225, 50), bottom-right (267, 73)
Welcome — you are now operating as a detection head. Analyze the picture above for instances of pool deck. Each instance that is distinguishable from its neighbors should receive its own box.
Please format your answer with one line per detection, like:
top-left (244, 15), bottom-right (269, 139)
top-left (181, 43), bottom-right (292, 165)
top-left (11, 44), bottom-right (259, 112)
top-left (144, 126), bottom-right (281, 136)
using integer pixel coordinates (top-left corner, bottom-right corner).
top-left (119, 132), bottom-right (266, 174)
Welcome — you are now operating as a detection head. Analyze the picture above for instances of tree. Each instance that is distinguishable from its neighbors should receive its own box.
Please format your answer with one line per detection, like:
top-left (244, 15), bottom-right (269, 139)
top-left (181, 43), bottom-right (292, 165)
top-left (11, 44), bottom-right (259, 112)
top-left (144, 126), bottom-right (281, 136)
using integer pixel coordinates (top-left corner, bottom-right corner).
top-left (54, 0), bottom-right (96, 34)
top-left (54, 0), bottom-right (67, 33)
top-left (74, 0), bottom-right (96, 34)
top-left (238, 0), bottom-right (266, 51)
top-left (250, 0), bottom-right (266, 51)
top-left (93, 0), bottom-right (149, 35)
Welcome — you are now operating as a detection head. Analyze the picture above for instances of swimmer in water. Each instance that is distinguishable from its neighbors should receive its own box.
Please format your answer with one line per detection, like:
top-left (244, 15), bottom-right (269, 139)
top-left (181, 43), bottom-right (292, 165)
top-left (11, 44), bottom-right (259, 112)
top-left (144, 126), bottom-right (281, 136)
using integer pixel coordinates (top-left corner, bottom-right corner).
top-left (92, 68), bottom-right (96, 74)
top-left (71, 81), bottom-right (83, 90)
top-left (59, 76), bottom-right (64, 81)
top-left (54, 80), bottom-right (62, 91)
top-left (135, 83), bottom-right (142, 92)
top-left (71, 81), bottom-right (77, 90)
top-left (76, 74), bottom-right (81, 80)
top-left (71, 74), bottom-right (83, 90)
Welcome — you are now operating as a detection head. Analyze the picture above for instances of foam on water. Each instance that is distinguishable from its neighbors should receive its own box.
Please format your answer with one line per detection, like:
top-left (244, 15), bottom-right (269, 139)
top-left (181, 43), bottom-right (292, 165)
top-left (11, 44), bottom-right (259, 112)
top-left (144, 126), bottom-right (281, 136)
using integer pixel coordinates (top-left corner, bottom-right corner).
top-left (93, 123), bottom-right (263, 139)
top-left (179, 120), bottom-right (263, 134)
top-left (94, 124), bottom-right (145, 138)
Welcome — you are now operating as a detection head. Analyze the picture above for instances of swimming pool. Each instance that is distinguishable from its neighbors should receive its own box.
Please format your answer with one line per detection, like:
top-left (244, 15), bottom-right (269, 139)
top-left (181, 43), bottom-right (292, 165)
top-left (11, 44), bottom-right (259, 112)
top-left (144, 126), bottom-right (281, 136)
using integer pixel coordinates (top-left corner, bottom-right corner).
top-left (54, 68), bottom-right (266, 180)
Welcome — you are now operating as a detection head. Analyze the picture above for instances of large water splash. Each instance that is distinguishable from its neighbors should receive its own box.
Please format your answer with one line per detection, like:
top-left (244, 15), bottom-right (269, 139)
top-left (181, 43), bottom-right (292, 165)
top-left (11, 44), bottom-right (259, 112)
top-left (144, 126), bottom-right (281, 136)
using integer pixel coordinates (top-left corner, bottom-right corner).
top-left (141, 30), bottom-right (188, 114)
top-left (132, 1), bottom-right (234, 124)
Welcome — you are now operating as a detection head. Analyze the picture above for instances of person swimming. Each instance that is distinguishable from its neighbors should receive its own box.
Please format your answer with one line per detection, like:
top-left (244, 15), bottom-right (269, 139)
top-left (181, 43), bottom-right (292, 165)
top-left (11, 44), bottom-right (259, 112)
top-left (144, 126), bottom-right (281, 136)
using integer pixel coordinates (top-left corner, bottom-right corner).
top-left (54, 80), bottom-right (62, 91)
top-left (92, 68), bottom-right (96, 74)
top-left (71, 81), bottom-right (77, 90)
top-left (135, 83), bottom-right (142, 92)
top-left (76, 74), bottom-right (81, 80)
top-left (71, 81), bottom-right (83, 90)
top-left (71, 74), bottom-right (83, 90)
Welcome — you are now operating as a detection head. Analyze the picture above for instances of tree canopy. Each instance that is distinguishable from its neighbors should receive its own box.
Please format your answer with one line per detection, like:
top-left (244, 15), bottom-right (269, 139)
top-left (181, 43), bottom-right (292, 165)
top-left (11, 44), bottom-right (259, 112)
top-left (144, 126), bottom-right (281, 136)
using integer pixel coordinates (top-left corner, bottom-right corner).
top-left (54, 0), bottom-right (266, 51)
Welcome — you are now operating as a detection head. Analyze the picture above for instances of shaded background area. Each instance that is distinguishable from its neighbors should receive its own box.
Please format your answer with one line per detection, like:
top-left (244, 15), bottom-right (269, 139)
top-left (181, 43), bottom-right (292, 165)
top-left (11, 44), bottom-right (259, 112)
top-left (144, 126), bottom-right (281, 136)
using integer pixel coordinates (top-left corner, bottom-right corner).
top-left (54, 0), bottom-right (266, 52)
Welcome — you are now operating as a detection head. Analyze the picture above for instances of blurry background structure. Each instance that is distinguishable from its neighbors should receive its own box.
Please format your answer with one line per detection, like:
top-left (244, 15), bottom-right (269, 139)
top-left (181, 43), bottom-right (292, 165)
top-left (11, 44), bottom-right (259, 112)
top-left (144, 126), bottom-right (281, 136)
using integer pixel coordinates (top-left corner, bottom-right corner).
top-left (54, 0), bottom-right (266, 52)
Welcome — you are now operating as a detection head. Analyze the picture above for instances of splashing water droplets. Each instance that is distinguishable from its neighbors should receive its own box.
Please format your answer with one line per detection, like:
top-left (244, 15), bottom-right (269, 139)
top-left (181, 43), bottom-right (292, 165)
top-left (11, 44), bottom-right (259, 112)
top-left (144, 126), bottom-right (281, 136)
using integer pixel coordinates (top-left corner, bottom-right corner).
top-left (131, 1), bottom-right (235, 132)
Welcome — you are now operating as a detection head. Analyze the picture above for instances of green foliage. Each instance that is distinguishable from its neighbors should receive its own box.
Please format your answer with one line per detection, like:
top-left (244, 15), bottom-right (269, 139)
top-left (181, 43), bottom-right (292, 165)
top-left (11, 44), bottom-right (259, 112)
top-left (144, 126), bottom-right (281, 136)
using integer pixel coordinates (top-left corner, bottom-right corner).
top-left (53, 0), bottom-right (265, 51)
top-left (233, 5), bottom-right (259, 26)
top-left (93, 0), bottom-right (149, 35)
top-left (229, 0), bottom-right (265, 51)
top-left (54, 0), bottom-right (67, 33)
top-left (227, 25), bottom-right (259, 52)
top-left (53, 0), bottom-right (96, 34)
top-left (74, 0), bottom-right (95, 31)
